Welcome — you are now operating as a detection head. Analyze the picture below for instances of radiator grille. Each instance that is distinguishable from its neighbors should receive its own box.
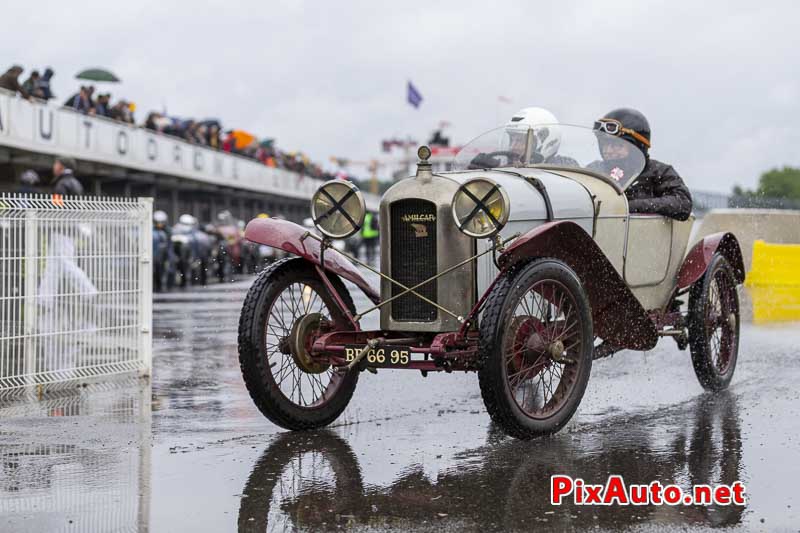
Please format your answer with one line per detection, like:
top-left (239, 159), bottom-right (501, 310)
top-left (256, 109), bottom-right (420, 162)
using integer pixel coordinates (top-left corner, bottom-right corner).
top-left (390, 199), bottom-right (437, 321)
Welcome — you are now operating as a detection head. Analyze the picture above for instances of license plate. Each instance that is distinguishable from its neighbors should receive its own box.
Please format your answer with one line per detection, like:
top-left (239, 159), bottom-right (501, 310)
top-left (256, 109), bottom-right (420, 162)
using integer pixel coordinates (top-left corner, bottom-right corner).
top-left (344, 345), bottom-right (411, 368)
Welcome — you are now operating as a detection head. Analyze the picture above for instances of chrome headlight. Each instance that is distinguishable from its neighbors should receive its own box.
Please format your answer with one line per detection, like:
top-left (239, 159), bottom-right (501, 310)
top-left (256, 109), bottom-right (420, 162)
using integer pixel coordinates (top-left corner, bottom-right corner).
top-left (310, 180), bottom-right (366, 239)
top-left (451, 178), bottom-right (509, 239)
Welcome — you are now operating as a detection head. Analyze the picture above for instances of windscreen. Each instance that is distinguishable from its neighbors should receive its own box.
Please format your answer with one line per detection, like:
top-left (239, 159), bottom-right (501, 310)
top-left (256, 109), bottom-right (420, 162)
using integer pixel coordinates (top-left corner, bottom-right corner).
top-left (452, 123), bottom-right (646, 188)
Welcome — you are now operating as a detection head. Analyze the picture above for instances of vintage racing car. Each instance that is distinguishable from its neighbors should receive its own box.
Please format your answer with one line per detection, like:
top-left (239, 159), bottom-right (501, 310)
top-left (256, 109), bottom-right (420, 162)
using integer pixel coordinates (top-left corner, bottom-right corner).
top-left (237, 123), bottom-right (745, 439)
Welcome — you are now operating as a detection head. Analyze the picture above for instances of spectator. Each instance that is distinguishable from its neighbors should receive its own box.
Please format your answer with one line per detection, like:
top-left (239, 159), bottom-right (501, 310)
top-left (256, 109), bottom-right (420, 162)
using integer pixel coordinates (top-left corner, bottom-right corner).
top-left (145, 112), bottom-right (158, 130)
top-left (18, 169), bottom-right (41, 194)
top-left (38, 156), bottom-right (97, 363)
top-left (85, 85), bottom-right (97, 114)
top-left (361, 212), bottom-right (379, 264)
top-left (222, 130), bottom-right (235, 152)
top-left (35, 67), bottom-right (54, 100)
top-left (111, 101), bottom-right (135, 123)
top-left (145, 111), bottom-right (171, 132)
top-left (95, 93), bottom-right (112, 117)
top-left (51, 156), bottom-right (84, 196)
top-left (185, 121), bottom-right (207, 144)
top-left (22, 70), bottom-right (40, 98)
top-left (207, 123), bottom-right (221, 149)
top-left (127, 101), bottom-right (136, 124)
top-left (0, 65), bottom-right (31, 99)
top-left (64, 86), bottom-right (93, 114)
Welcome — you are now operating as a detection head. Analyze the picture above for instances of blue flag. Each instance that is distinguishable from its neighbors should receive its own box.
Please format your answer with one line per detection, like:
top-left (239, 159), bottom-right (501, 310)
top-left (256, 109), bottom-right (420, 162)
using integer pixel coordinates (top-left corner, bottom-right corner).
top-left (407, 81), bottom-right (423, 109)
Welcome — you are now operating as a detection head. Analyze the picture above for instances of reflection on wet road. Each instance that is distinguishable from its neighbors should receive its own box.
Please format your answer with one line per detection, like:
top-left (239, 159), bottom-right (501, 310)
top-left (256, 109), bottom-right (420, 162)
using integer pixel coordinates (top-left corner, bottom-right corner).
top-left (2, 274), bottom-right (799, 531)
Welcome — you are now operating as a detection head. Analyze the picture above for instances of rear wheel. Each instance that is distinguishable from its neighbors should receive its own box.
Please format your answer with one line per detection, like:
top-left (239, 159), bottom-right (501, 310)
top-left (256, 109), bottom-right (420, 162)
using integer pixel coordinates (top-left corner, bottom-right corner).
top-left (478, 259), bottom-right (593, 439)
top-left (238, 258), bottom-right (358, 430)
top-left (688, 254), bottom-right (740, 391)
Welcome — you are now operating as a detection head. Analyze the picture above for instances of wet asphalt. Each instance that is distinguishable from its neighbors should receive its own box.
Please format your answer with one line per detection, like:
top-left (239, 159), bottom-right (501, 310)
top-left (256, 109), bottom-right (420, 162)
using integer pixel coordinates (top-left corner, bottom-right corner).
top-left (1, 271), bottom-right (799, 532)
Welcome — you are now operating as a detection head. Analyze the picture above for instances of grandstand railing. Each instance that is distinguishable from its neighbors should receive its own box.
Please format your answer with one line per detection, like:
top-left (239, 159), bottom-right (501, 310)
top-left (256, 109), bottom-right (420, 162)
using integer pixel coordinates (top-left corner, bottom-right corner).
top-left (0, 194), bottom-right (152, 392)
top-left (0, 88), bottom-right (380, 209)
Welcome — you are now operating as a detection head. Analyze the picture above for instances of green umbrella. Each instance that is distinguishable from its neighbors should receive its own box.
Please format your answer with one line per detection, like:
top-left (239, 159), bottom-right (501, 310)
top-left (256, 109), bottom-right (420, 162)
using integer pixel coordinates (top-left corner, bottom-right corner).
top-left (75, 68), bottom-right (121, 83)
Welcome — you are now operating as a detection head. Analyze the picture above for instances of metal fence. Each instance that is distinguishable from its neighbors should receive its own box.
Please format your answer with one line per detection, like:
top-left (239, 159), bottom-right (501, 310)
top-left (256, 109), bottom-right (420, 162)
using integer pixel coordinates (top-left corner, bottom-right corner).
top-left (0, 194), bottom-right (152, 392)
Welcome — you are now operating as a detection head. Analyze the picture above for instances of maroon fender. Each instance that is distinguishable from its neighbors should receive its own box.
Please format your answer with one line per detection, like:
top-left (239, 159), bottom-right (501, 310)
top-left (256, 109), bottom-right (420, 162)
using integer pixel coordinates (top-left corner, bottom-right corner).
top-left (676, 232), bottom-right (745, 289)
top-left (499, 221), bottom-right (658, 351)
top-left (244, 217), bottom-right (380, 303)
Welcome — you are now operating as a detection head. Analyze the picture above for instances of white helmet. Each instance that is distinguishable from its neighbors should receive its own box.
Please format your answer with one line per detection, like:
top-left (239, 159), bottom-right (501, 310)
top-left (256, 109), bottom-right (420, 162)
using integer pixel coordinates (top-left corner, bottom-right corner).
top-left (153, 210), bottom-right (168, 224)
top-left (179, 214), bottom-right (196, 226)
top-left (505, 107), bottom-right (561, 162)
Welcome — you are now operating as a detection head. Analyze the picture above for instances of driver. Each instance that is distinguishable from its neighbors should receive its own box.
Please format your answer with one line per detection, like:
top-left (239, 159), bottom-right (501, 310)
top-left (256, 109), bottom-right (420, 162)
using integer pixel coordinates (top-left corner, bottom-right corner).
top-left (471, 107), bottom-right (578, 168)
top-left (593, 108), bottom-right (692, 221)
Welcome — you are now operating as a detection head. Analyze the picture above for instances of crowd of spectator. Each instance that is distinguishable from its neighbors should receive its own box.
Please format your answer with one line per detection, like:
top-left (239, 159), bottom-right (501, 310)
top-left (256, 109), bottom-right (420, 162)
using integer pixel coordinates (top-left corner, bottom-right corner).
top-left (62, 84), bottom-right (136, 123)
top-left (0, 65), bottom-right (54, 100)
top-left (143, 114), bottom-right (341, 180)
top-left (2, 63), bottom-right (351, 182)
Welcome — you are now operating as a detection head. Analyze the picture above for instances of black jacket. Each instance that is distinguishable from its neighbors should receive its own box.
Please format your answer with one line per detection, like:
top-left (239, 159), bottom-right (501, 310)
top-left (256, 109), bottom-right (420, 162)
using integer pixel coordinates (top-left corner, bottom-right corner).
top-left (625, 158), bottom-right (692, 221)
top-left (52, 170), bottom-right (84, 196)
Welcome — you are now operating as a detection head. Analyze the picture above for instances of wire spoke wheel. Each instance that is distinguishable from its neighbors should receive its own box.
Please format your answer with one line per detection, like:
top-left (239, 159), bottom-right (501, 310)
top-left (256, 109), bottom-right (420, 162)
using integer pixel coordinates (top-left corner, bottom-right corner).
top-left (239, 258), bottom-right (358, 430)
top-left (689, 254), bottom-right (740, 391)
top-left (504, 280), bottom-right (583, 418)
top-left (266, 281), bottom-right (343, 408)
top-left (479, 259), bottom-right (593, 439)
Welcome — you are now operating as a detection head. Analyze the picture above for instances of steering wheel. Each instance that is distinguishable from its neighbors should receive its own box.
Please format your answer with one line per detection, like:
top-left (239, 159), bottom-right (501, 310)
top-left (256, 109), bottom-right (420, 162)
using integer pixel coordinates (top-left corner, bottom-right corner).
top-left (468, 150), bottom-right (522, 169)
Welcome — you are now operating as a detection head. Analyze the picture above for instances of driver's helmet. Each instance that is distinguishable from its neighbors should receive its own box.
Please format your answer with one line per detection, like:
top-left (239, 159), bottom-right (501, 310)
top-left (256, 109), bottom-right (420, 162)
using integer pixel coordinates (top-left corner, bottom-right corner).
top-left (153, 210), bottom-right (168, 228)
top-left (505, 107), bottom-right (561, 163)
top-left (178, 214), bottom-right (197, 227)
top-left (593, 108), bottom-right (651, 157)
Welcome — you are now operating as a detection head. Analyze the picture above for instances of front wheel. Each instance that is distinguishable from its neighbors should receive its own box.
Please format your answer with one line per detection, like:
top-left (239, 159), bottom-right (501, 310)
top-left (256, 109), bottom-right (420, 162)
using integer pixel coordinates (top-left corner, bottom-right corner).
top-left (478, 259), bottom-right (593, 439)
top-left (238, 258), bottom-right (359, 430)
top-left (688, 254), bottom-right (740, 391)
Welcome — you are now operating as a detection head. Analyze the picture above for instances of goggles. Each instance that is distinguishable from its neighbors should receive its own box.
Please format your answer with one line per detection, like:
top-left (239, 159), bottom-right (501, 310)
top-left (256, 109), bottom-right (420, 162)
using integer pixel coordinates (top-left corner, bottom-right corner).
top-left (594, 119), bottom-right (651, 148)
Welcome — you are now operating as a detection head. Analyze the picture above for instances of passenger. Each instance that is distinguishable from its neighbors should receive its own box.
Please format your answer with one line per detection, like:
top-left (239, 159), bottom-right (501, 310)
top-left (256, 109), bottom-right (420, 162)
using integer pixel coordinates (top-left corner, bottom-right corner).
top-left (592, 108), bottom-right (692, 221)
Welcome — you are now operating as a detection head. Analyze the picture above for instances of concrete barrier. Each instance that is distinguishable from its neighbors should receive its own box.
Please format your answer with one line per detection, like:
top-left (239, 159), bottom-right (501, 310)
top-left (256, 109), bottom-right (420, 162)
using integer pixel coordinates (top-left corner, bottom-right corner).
top-left (692, 209), bottom-right (800, 271)
top-left (691, 209), bottom-right (800, 323)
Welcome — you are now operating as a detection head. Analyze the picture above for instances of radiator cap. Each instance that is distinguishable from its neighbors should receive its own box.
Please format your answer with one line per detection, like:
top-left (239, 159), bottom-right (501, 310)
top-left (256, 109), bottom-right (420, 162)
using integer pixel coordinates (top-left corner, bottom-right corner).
top-left (415, 145), bottom-right (433, 180)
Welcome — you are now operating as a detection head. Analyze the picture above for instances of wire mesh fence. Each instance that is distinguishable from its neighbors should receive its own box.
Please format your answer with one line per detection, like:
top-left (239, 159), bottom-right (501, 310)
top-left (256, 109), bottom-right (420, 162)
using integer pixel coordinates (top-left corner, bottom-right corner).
top-left (0, 194), bottom-right (152, 392)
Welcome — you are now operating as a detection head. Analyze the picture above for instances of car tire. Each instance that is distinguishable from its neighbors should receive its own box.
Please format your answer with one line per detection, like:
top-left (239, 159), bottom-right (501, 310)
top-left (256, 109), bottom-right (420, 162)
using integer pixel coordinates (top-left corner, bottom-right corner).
top-left (688, 254), bottom-right (740, 391)
top-left (478, 258), bottom-right (593, 440)
top-left (238, 257), bottom-right (359, 430)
